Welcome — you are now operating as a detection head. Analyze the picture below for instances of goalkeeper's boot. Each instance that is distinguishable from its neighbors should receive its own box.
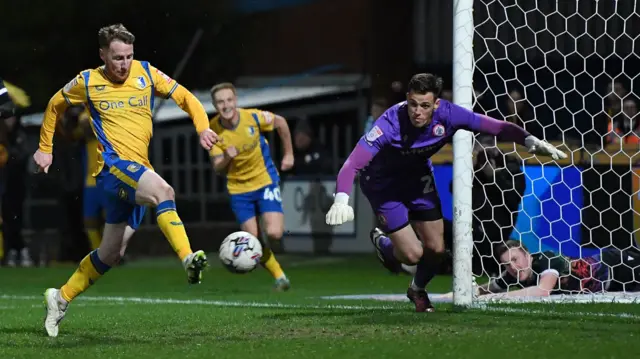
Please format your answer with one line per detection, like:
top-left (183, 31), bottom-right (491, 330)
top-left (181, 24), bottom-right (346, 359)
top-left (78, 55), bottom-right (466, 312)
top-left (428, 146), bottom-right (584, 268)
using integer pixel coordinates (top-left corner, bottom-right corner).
top-left (406, 287), bottom-right (435, 313)
top-left (274, 276), bottom-right (291, 292)
top-left (43, 288), bottom-right (68, 337)
top-left (183, 250), bottom-right (208, 284)
top-left (370, 228), bottom-right (402, 274)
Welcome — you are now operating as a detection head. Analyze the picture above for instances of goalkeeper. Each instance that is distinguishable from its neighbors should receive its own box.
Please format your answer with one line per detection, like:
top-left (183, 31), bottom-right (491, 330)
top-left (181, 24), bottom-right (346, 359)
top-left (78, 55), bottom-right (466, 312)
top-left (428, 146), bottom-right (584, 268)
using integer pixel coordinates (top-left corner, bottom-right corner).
top-left (325, 73), bottom-right (567, 312)
top-left (473, 240), bottom-right (640, 298)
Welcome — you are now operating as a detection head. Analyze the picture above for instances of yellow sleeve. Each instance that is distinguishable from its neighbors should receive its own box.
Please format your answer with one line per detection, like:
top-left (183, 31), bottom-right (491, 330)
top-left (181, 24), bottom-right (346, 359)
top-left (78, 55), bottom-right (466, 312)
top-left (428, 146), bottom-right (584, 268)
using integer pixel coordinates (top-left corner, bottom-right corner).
top-left (250, 109), bottom-right (276, 132)
top-left (150, 64), bottom-right (209, 134)
top-left (39, 75), bottom-right (87, 153)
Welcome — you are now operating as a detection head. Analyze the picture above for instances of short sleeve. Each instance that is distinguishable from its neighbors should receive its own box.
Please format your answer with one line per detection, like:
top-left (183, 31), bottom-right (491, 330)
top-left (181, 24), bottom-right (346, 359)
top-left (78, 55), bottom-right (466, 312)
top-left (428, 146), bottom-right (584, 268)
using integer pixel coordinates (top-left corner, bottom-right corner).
top-left (249, 109), bottom-right (275, 132)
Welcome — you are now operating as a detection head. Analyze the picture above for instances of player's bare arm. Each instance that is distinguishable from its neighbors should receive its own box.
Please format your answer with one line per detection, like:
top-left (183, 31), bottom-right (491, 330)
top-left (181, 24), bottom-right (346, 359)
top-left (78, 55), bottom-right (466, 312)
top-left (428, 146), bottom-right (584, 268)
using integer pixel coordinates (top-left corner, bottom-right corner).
top-left (477, 278), bottom-right (505, 295)
top-left (483, 272), bottom-right (558, 298)
top-left (273, 114), bottom-right (294, 171)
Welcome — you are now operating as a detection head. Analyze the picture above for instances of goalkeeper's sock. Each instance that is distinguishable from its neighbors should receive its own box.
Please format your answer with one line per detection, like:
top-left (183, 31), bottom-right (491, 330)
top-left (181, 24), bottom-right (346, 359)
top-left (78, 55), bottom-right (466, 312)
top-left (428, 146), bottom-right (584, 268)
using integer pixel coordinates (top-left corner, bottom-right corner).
top-left (60, 250), bottom-right (110, 303)
top-left (410, 251), bottom-right (440, 290)
top-left (260, 247), bottom-right (285, 280)
top-left (156, 200), bottom-right (193, 261)
top-left (378, 234), bottom-right (401, 266)
top-left (86, 228), bottom-right (102, 251)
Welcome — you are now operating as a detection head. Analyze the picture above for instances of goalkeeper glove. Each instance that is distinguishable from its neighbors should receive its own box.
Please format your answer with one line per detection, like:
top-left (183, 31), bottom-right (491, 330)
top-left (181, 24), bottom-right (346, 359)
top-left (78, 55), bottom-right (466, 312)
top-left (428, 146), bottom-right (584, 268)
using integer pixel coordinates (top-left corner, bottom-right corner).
top-left (325, 192), bottom-right (354, 226)
top-left (525, 135), bottom-right (568, 160)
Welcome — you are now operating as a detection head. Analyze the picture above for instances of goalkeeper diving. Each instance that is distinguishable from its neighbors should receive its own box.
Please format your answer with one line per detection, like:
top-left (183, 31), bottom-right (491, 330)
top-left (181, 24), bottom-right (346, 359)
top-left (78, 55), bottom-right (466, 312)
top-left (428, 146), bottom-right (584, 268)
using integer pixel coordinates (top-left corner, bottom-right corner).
top-left (325, 73), bottom-right (567, 312)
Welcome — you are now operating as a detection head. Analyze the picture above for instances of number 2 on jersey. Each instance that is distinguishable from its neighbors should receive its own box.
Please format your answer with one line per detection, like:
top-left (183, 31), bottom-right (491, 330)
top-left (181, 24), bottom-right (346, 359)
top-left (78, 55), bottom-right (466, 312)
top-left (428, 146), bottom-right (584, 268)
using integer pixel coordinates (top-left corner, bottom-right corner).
top-left (263, 187), bottom-right (282, 202)
top-left (421, 174), bottom-right (434, 194)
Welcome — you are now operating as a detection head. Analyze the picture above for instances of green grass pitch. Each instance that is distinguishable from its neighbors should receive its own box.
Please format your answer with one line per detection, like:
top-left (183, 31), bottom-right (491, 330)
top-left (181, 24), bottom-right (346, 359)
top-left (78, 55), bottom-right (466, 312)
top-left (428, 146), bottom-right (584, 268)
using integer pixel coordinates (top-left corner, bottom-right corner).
top-left (1, 255), bottom-right (639, 359)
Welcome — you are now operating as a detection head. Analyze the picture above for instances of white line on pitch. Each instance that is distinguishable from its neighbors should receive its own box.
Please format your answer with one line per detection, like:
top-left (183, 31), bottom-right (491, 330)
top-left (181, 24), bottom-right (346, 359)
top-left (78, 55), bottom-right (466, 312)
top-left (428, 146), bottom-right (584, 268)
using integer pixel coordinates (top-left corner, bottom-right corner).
top-left (3, 294), bottom-right (640, 320)
top-left (0, 295), bottom-right (397, 311)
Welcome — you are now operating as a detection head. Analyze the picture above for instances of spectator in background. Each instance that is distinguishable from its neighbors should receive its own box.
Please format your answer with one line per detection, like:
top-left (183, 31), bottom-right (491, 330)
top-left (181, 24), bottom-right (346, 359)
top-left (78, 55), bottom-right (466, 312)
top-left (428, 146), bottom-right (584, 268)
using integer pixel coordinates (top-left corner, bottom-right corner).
top-left (605, 81), bottom-right (628, 118)
top-left (290, 118), bottom-right (334, 254)
top-left (2, 113), bottom-right (32, 267)
top-left (607, 98), bottom-right (639, 145)
top-left (505, 89), bottom-right (543, 139)
top-left (364, 97), bottom-right (387, 134)
top-left (292, 118), bottom-right (332, 176)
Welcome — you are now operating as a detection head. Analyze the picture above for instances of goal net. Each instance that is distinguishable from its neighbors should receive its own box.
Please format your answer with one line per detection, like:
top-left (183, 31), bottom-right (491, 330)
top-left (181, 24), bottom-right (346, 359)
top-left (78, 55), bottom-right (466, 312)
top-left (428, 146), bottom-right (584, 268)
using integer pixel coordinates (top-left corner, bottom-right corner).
top-left (453, 0), bottom-right (640, 305)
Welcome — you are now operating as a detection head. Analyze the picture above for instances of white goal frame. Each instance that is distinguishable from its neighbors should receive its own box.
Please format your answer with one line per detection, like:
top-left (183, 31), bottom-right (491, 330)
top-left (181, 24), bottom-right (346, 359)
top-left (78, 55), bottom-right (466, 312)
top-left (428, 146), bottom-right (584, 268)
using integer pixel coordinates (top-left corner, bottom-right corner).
top-left (451, 0), bottom-right (640, 307)
top-left (452, 0), bottom-right (475, 308)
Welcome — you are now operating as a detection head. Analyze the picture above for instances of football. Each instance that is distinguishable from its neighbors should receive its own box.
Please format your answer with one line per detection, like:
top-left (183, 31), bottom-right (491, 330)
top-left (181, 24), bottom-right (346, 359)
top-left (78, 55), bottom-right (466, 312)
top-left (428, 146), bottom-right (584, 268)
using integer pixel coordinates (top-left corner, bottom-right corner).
top-left (219, 231), bottom-right (263, 274)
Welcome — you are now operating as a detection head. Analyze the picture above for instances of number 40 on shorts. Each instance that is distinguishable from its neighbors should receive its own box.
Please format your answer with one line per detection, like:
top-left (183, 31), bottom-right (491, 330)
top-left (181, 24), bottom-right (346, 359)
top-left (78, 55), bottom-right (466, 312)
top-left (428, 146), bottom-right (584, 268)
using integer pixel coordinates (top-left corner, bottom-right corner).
top-left (263, 187), bottom-right (282, 202)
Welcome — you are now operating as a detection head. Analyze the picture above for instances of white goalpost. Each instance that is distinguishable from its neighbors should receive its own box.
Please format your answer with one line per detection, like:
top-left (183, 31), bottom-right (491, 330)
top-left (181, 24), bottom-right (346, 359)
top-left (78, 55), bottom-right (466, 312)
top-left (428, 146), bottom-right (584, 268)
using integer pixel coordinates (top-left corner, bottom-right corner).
top-left (452, 0), bottom-right (640, 306)
top-left (452, 0), bottom-right (476, 309)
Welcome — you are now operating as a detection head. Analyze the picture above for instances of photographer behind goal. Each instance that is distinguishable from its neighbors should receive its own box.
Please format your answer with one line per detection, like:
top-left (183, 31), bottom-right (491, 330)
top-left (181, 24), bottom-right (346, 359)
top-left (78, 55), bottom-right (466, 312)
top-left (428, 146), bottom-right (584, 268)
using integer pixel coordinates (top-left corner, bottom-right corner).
top-left (473, 239), bottom-right (640, 299)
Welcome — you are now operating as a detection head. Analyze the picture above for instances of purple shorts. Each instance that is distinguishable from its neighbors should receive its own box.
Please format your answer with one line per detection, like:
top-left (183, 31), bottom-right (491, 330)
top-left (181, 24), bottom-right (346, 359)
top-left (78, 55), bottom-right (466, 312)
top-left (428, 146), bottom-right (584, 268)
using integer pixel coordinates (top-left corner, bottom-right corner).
top-left (361, 175), bottom-right (443, 234)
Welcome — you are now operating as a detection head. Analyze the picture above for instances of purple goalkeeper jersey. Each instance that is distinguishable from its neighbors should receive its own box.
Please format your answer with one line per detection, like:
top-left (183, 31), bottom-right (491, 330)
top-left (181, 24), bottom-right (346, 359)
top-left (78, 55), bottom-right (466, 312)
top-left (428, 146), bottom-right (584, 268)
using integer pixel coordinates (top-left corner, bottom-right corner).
top-left (336, 100), bottom-right (530, 195)
top-left (360, 100), bottom-right (473, 190)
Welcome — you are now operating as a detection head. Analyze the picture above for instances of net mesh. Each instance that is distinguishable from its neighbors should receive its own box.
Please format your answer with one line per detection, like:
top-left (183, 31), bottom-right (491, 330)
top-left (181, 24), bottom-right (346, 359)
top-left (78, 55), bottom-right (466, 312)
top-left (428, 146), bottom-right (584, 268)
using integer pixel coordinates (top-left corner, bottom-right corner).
top-left (470, 0), bottom-right (640, 303)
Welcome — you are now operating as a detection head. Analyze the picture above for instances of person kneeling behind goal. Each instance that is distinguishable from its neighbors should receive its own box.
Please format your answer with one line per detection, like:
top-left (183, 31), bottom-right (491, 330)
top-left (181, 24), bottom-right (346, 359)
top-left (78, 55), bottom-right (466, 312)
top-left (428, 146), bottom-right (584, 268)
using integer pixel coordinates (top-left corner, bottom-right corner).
top-left (470, 239), bottom-right (640, 299)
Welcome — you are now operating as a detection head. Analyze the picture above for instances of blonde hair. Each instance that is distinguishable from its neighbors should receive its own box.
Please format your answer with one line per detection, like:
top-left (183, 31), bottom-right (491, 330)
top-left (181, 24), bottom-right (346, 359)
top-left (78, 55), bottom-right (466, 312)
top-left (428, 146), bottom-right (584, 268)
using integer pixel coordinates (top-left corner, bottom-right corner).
top-left (210, 82), bottom-right (236, 100)
top-left (98, 24), bottom-right (135, 49)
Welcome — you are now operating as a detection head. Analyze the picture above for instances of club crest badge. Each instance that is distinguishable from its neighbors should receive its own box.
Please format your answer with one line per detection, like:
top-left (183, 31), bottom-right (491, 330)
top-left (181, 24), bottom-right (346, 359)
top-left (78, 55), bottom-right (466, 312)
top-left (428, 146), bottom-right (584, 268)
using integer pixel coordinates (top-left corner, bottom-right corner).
top-left (135, 76), bottom-right (147, 89)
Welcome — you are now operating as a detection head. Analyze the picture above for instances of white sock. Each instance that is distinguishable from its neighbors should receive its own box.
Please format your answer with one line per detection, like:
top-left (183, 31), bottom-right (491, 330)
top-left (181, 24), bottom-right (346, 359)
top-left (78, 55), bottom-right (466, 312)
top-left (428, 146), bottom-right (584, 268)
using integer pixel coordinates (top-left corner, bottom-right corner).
top-left (57, 290), bottom-right (68, 308)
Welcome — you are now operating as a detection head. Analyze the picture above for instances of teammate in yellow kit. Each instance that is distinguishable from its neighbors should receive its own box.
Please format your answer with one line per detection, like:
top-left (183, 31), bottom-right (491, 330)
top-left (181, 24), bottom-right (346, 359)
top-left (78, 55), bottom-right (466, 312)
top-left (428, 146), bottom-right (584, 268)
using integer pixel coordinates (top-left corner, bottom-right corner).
top-left (209, 83), bottom-right (294, 291)
top-left (34, 24), bottom-right (219, 337)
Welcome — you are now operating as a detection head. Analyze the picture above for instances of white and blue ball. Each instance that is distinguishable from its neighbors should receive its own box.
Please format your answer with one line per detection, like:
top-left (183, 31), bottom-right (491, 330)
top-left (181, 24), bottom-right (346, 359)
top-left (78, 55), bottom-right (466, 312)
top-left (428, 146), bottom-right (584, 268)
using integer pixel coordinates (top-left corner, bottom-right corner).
top-left (219, 231), bottom-right (263, 274)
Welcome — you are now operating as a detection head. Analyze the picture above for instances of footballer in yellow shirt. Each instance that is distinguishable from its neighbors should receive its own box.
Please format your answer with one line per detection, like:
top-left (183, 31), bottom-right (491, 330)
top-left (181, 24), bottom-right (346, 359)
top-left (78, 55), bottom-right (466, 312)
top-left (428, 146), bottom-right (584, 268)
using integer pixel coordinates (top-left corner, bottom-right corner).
top-left (210, 82), bottom-right (294, 291)
top-left (35, 24), bottom-right (219, 338)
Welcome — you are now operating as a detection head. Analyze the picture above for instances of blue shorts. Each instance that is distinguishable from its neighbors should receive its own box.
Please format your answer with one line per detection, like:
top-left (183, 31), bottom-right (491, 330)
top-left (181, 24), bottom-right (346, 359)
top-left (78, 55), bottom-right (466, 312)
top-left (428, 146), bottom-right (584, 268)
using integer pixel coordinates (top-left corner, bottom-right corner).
top-left (83, 185), bottom-right (105, 220)
top-left (230, 182), bottom-right (283, 225)
top-left (96, 159), bottom-right (148, 230)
